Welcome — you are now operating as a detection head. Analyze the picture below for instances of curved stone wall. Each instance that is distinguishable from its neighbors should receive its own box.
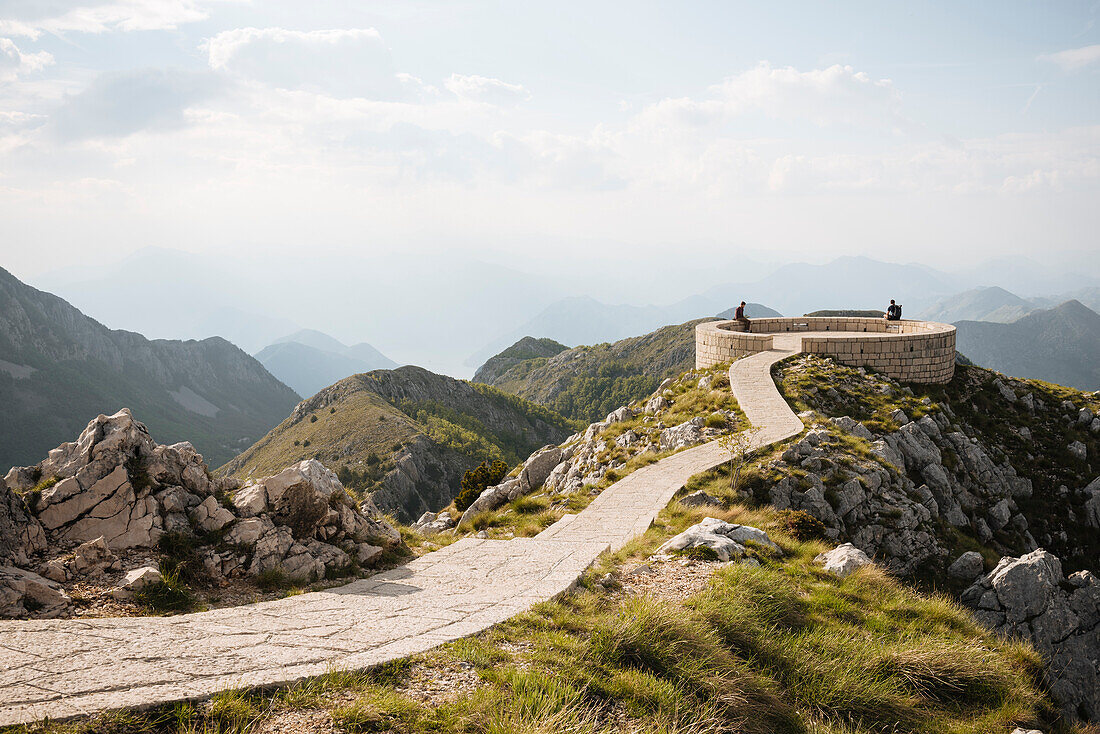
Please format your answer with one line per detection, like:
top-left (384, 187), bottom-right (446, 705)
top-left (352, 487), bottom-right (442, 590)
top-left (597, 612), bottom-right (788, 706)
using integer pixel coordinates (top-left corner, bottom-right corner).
top-left (695, 317), bottom-right (956, 384)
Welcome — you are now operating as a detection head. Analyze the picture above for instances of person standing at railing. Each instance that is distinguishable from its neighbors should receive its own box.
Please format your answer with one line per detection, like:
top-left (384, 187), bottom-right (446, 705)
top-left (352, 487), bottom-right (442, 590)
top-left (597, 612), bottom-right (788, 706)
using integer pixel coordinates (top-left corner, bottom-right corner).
top-left (884, 300), bottom-right (902, 321)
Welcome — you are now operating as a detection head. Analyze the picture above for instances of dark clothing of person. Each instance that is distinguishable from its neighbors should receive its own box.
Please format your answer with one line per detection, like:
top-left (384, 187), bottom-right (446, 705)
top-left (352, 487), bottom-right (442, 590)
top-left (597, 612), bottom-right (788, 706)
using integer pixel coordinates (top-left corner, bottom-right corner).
top-left (886, 304), bottom-right (902, 321)
top-left (735, 305), bottom-right (746, 320)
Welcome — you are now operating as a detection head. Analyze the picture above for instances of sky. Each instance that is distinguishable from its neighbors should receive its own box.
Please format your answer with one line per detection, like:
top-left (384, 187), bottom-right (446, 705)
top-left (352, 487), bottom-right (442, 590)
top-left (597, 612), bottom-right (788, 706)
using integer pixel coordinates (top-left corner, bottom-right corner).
top-left (0, 0), bottom-right (1098, 281)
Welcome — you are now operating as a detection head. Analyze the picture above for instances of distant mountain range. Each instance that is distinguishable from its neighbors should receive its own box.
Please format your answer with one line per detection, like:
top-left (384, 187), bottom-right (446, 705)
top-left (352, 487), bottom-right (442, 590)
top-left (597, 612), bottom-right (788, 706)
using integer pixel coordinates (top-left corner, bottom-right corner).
top-left (223, 366), bottom-right (575, 521)
top-left (920, 286), bottom-right (1037, 324)
top-left (255, 329), bottom-right (397, 398)
top-left (0, 267), bottom-right (300, 470)
top-left (954, 300), bottom-right (1100, 390)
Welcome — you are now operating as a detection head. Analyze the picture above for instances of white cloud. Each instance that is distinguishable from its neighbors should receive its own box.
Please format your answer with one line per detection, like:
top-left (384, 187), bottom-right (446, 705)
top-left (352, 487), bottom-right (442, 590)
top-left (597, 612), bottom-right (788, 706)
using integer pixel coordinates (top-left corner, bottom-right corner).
top-left (1039, 44), bottom-right (1100, 71)
top-left (630, 62), bottom-right (904, 131)
top-left (49, 67), bottom-right (222, 139)
top-left (0, 37), bottom-right (52, 82)
top-left (202, 27), bottom-right (414, 99)
top-left (0, 0), bottom-right (230, 38)
top-left (444, 73), bottom-right (530, 104)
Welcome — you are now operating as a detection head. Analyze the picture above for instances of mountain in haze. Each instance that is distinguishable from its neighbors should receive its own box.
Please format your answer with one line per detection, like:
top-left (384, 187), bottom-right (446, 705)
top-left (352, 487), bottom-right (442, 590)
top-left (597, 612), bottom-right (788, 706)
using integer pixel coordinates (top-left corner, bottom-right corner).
top-left (473, 319), bottom-right (714, 423)
top-left (466, 296), bottom-right (781, 371)
top-left (0, 267), bottom-right (300, 470)
top-left (715, 303), bottom-right (784, 319)
top-left (33, 248), bottom-right (301, 353)
top-left (954, 300), bottom-right (1100, 390)
top-left (1032, 286), bottom-right (1100, 314)
top-left (700, 255), bottom-right (962, 319)
top-left (919, 286), bottom-right (1037, 324)
top-left (255, 329), bottom-right (398, 398)
top-left (223, 366), bottom-right (576, 521)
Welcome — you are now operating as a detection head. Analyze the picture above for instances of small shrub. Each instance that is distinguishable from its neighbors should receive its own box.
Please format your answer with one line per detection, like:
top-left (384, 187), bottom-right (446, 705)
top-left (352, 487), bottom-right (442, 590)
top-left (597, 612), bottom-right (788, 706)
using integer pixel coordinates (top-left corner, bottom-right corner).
top-left (134, 568), bottom-right (194, 613)
top-left (455, 459), bottom-right (510, 511)
top-left (310, 414), bottom-right (318, 423)
top-left (293, 440), bottom-right (300, 446)
top-left (302, 440), bottom-right (311, 447)
top-left (330, 407), bottom-right (336, 414)
top-left (704, 413), bottom-right (728, 429)
top-left (776, 509), bottom-right (827, 541)
top-left (156, 531), bottom-right (201, 583)
top-left (255, 567), bottom-right (292, 591)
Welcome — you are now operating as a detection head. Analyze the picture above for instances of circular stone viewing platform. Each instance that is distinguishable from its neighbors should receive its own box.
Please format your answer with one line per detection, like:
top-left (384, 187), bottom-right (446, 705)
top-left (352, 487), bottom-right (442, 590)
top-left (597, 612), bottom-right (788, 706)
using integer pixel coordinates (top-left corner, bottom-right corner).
top-left (696, 317), bottom-right (956, 384)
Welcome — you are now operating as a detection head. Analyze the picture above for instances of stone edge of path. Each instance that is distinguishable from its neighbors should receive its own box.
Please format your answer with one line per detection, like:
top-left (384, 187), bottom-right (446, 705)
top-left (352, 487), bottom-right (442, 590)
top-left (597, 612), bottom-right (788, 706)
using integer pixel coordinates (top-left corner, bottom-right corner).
top-left (0, 346), bottom-right (804, 726)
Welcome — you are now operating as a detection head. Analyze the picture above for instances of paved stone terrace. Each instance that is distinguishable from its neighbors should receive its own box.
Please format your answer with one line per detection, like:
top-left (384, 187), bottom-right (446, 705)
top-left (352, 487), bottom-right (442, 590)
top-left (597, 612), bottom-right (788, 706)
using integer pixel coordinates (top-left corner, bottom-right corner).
top-left (697, 318), bottom-right (956, 384)
top-left (0, 345), bottom-right (805, 726)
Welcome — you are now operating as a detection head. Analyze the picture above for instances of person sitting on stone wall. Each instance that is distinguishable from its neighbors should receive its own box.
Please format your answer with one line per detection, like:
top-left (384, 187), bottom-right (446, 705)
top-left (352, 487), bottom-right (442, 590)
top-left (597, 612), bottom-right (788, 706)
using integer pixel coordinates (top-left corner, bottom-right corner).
top-left (884, 300), bottom-right (902, 321)
top-left (734, 301), bottom-right (751, 329)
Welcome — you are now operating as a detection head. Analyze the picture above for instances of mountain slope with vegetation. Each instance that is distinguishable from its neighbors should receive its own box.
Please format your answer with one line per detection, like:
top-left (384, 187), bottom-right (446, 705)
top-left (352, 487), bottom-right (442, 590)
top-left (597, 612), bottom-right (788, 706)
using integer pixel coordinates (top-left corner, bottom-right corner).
top-left (0, 267), bottom-right (299, 471)
top-left (953, 300), bottom-right (1100, 390)
top-left (222, 366), bottom-right (577, 521)
top-left (473, 318), bottom-right (713, 423)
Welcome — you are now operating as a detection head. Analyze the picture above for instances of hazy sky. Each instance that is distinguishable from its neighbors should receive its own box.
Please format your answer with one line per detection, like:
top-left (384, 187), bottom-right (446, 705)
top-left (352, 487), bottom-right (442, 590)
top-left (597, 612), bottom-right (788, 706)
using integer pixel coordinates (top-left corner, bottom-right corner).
top-left (1, 1), bottom-right (1098, 280)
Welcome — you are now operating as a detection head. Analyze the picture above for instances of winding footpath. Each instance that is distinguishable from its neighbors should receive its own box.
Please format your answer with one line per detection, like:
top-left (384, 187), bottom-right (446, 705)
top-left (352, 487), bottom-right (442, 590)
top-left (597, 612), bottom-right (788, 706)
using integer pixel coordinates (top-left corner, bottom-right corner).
top-left (0, 343), bottom-right (804, 726)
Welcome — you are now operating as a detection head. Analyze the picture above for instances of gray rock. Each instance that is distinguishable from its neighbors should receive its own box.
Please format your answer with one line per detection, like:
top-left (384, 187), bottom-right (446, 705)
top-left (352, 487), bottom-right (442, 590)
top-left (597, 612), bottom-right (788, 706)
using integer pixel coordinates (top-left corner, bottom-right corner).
top-left (644, 395), bottom-right (670, 415)
top-left (1068, 441), bottom-right (1087, 461)
top-left (947, 551), bottom-right (984, 581)
top-left (605, 406), bottom-right (635, 424)
top-left (660, 417), bottom-right (707, 451)
top-left (225, 516), bottom-right (272, 547)
top-left (110, 565), bottom-right (163, 600)
top-left (0, 477), bottom-right (46, 566)
top-left (814, 543), bottom-right (872, 578)
top-left (830, 416), bottom-right (872, 441)
top-left (189, 495), bottom-right (235, 533)
top-left (993, 378), bottom-right (1017, 403)
top-left (0, 565), bottom-right (72, 618)
top-left (679, 490), bottom-right (723, 508)
top-left (70, 536), bottom-right (118, 576)
top-left (987, 499), bottom-right (1012, 532)
top-left (961, 549), bottom-right (1100, 721)
top-left (657, 517), bottom-right (779, 562)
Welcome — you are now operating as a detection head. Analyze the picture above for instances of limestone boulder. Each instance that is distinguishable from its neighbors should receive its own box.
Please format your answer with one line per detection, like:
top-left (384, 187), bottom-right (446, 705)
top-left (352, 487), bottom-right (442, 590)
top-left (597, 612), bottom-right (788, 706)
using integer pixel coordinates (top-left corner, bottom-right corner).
top-left (645, 395), bottom-right (671, 415)
top-left (110, 565), bottom-right (163, 601)
top-left (679, 490), bottom-right (723, 508)
top-left (659, 417), bottom-right (707, 451)
top-left (189, 495), bottom-right (235, 533)
top-left (0, 565), bottom-right (72, 618)
top-left (70, 536), bottom-right (120, 576)
top-left (947, 551), bottom-right (984, 581)
top-left (814, 543), bottom-right (873, 579)
top-left (830, 416), bottom-right (873, 441)
top-left (658, 517), bottom-right (779, 562)
top-left (225, 516), bottom-right (273, 547)
top-left (605, 406), bottom-right (635, 424)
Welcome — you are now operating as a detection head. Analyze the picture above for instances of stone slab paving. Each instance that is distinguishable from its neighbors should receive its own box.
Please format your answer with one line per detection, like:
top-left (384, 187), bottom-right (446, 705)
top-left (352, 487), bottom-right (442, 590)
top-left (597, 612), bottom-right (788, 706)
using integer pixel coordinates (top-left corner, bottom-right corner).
top-left (0, 344), bottom-right (804, 726)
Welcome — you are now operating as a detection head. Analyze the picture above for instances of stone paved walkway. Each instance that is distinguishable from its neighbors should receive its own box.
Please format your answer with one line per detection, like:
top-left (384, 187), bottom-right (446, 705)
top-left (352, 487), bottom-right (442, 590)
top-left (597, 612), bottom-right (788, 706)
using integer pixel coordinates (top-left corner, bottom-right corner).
top-left (0, 344), bottom-right (804, 725)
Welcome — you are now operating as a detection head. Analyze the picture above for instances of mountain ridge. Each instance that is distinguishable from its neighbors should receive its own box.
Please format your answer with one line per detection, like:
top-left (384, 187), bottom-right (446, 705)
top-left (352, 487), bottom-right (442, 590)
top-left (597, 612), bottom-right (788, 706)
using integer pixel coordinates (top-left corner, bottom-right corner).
top-left (0, 266), bottom-right (299, 470)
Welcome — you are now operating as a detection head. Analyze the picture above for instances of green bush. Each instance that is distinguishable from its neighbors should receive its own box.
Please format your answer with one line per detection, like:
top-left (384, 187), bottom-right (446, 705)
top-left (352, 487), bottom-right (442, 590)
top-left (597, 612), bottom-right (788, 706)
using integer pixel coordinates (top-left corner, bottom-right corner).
top-left (455, 459), bottom-right (510, 511)
top-left (776, 509), bottom-right (828, 541)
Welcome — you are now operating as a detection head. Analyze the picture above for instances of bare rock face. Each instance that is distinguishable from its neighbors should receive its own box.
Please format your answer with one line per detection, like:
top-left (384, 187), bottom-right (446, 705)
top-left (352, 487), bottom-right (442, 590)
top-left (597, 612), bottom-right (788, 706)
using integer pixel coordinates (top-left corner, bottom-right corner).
top-left (0, 477), bottom-right (46, 566)
top-left (7, 409), bottom-right (225, 550)
top-left (2, 409), bottom-right (404, 617)
top-left (961, 549), bottom-right (1100, 722)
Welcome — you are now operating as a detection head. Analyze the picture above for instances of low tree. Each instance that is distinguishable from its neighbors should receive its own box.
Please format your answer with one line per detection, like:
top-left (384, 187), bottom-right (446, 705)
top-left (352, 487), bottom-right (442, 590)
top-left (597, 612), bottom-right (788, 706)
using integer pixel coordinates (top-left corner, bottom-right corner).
top-left (718, 426), bottom-right (762, 494)
top-left (455, 459), bottom-right (510, 511)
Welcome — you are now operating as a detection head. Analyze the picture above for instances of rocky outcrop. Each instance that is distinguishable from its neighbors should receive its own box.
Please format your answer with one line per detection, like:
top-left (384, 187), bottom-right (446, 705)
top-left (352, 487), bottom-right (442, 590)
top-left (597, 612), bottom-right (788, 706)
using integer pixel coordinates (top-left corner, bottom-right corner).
top-left (0, 477), bottom-right (46, 566)
top-left (961, 550), bottom-right (1099, 722)
top-left (1, 409), bottom-right (402, 617)
top-left (657, 517), bottom-right (778, 562)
